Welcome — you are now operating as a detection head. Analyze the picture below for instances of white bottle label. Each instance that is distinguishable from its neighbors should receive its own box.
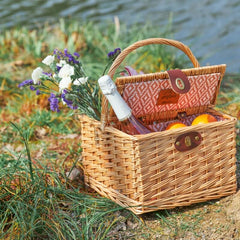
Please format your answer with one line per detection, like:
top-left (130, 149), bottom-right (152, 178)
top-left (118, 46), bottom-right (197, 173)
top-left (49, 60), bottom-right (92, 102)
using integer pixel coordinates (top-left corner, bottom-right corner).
top-left (98, 75), bottom-right (132, 121)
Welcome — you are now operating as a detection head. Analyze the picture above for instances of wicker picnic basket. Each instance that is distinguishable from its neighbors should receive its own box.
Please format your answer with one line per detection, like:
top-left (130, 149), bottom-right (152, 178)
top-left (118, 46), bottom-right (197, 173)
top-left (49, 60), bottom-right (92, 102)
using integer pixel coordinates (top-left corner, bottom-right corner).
top-left (79, 38), bottom-right (237, 214)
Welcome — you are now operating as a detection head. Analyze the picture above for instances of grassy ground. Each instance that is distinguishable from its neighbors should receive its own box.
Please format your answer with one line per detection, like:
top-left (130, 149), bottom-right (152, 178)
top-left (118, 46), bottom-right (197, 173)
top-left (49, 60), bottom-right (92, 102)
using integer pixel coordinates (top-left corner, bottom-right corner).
top-left (1, 19), bottom-right (240, 239)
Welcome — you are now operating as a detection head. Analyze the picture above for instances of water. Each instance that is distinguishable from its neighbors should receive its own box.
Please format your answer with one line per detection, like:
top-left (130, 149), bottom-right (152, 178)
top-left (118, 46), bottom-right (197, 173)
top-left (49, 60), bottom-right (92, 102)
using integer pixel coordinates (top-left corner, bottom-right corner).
top-left (1, 0), bottom-right (240, 72)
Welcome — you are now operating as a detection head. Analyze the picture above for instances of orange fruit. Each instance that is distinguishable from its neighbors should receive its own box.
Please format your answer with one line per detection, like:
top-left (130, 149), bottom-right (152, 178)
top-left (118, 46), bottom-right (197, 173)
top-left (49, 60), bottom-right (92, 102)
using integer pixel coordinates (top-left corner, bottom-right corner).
top-left (191, 114), bottom-right (217, 126)
top-left (166, 121), bottom-right (187, 130)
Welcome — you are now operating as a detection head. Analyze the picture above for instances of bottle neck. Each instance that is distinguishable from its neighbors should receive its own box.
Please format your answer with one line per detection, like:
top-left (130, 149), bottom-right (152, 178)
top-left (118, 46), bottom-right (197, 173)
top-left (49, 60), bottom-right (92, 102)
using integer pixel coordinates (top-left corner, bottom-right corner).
top-left (127, 114), bottom-right (152, 134)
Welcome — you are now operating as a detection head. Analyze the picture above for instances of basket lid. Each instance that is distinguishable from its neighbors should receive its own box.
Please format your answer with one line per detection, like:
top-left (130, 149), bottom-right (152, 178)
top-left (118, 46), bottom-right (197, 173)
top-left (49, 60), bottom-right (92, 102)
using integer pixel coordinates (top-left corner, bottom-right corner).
top-left (109, 64), bottom-right (226, 122)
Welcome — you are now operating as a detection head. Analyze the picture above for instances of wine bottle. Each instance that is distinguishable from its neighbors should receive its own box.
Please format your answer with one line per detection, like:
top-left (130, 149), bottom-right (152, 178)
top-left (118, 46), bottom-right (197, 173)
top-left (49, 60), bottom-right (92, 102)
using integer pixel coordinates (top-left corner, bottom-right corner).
top-left (98, 75), bottom-right (152, 135)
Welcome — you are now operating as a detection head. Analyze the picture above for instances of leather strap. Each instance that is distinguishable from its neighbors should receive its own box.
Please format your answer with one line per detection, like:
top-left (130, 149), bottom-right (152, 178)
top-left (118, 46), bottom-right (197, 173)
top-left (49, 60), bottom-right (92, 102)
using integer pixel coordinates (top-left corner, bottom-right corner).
top-left (175, 131), bottom-right (202, 152)
top-left (167, 69), bottom-right (190, 94)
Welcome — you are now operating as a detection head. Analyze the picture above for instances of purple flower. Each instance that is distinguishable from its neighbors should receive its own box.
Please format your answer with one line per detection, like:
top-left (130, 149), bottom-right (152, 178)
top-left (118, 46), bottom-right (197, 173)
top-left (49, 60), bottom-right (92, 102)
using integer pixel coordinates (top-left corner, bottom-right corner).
top-left (61, 90), bottom-right (78, 110)
top-left (29, 85), bottom-right (36, 91)
top-left (53, 49), bottom-right (64, 60)
top-left (53, 48), bottom-right (80, 65)
top-left (43, 72), bottom-right (52, 77)
top-left (18, 79), bottom-right (34, 88)
top-left (29, 84), bottom-right (41, 95)
top-left (114, 48), bottom-right (121, 54)
top-left (108, 48), bottom-right (121, 59)
top-left (56, 65), bottom-right (61, 71)
top-left (74, 52), bottom-right (80, 57)
top-left (26, 79), bottom-right (41, 95)
top-left (72, 58), bottom-right (79, 64)
top-left (107, 51), bottom-right (114, 58)
top-left (67, 54), bottom-right (74, 61)
top-left (48, 93), bottom-right (60, 112)
top-left (64, 51), bottom-right (80, 64)
top-left (65, 53), bottom-right (72, 58)
top-left (61, 91), bottom-right (73, 105)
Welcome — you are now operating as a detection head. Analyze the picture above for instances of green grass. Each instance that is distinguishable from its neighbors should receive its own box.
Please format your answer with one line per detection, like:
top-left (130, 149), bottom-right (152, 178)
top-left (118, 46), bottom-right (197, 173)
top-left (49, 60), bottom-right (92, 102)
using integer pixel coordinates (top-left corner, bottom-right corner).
top-left (0, 18), bottom-right (240, 239)
top-left (1, 123), bottom-right (141, 240)
top-left (156, 209), bottom-right (204, 238)
top-left (0, 150), bottom-right (133, 240)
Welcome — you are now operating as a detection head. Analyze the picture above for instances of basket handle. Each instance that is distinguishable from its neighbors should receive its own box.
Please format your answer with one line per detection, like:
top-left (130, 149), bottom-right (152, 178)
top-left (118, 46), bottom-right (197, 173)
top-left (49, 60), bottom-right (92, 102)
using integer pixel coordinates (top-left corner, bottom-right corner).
top-left (101, 38), bottom-right (200, 128)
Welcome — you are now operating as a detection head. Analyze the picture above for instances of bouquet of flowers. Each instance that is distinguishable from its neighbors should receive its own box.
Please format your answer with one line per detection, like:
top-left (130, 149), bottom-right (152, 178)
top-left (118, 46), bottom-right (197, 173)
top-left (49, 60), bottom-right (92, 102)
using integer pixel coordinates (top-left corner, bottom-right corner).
top-left (18, 48), bottom-right (122, 120)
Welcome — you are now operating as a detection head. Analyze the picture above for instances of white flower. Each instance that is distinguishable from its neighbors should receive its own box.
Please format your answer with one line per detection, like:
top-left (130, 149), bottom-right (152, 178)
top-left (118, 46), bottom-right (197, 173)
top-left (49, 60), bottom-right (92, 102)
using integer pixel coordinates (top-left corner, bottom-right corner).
top-left (31, 67), bottom-right (43, 84)
top-left (73, 77), bottom-right (88, 85)
top-left (58, 64), bottom-right (74, 78)
top-left (56, 60), bottom-right (67, 68)
top-left (59, 77), bottom-right (72, 92)
top-left (42, 55), bottom-right (55, 66)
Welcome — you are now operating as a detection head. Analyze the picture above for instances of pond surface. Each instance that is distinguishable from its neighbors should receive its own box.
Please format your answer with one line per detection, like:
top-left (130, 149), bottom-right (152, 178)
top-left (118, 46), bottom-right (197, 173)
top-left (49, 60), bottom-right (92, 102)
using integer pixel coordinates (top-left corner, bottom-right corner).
top-left (1, 0), bottom-right (240, 72)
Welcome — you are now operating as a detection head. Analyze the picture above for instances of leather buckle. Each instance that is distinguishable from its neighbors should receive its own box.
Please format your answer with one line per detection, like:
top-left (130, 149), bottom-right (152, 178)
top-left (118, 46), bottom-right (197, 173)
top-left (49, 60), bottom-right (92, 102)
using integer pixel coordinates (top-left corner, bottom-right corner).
top-left (175, 131), bottom-right (202, 152)
top-left (167, 69), bottom-right (190, 94)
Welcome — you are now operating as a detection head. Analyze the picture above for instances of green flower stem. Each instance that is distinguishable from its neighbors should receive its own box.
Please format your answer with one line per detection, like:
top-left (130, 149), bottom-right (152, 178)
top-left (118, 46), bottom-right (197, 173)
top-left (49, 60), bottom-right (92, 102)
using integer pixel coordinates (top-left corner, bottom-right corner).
top-left (102, 60), bottom-right (113, 76)
top-left (102, 55), bottom-right (119, 76)
top-left (10, 122), bottom-right (34, 182)
top-left (74, 95), bottom-right (101, 120)
top-left (84, 83), bottom-right (101, 111)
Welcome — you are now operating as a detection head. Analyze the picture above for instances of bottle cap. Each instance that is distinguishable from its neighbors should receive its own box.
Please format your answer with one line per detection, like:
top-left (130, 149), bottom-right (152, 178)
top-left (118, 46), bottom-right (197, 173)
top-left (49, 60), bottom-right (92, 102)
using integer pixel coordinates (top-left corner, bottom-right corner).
top-left (98, 75), bottom-right (132, 121)
top-left (98, 75), bottom-right (117, 95)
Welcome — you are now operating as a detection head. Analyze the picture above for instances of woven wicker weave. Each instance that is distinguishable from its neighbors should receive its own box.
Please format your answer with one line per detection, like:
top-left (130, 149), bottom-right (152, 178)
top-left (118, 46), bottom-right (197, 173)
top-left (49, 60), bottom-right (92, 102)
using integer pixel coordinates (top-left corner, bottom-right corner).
top-left (80, 38), bottom-right (237, 214)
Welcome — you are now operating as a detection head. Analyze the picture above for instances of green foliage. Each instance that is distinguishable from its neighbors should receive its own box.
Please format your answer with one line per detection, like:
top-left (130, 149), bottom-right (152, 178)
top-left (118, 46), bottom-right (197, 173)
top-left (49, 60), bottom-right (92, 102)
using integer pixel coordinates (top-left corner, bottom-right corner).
top-left (0, 125), bottom-right (138, 239)
top-left (0, 160), bottom-right (124, 239)
top-left (20, 109), bottom-right (77, 135)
